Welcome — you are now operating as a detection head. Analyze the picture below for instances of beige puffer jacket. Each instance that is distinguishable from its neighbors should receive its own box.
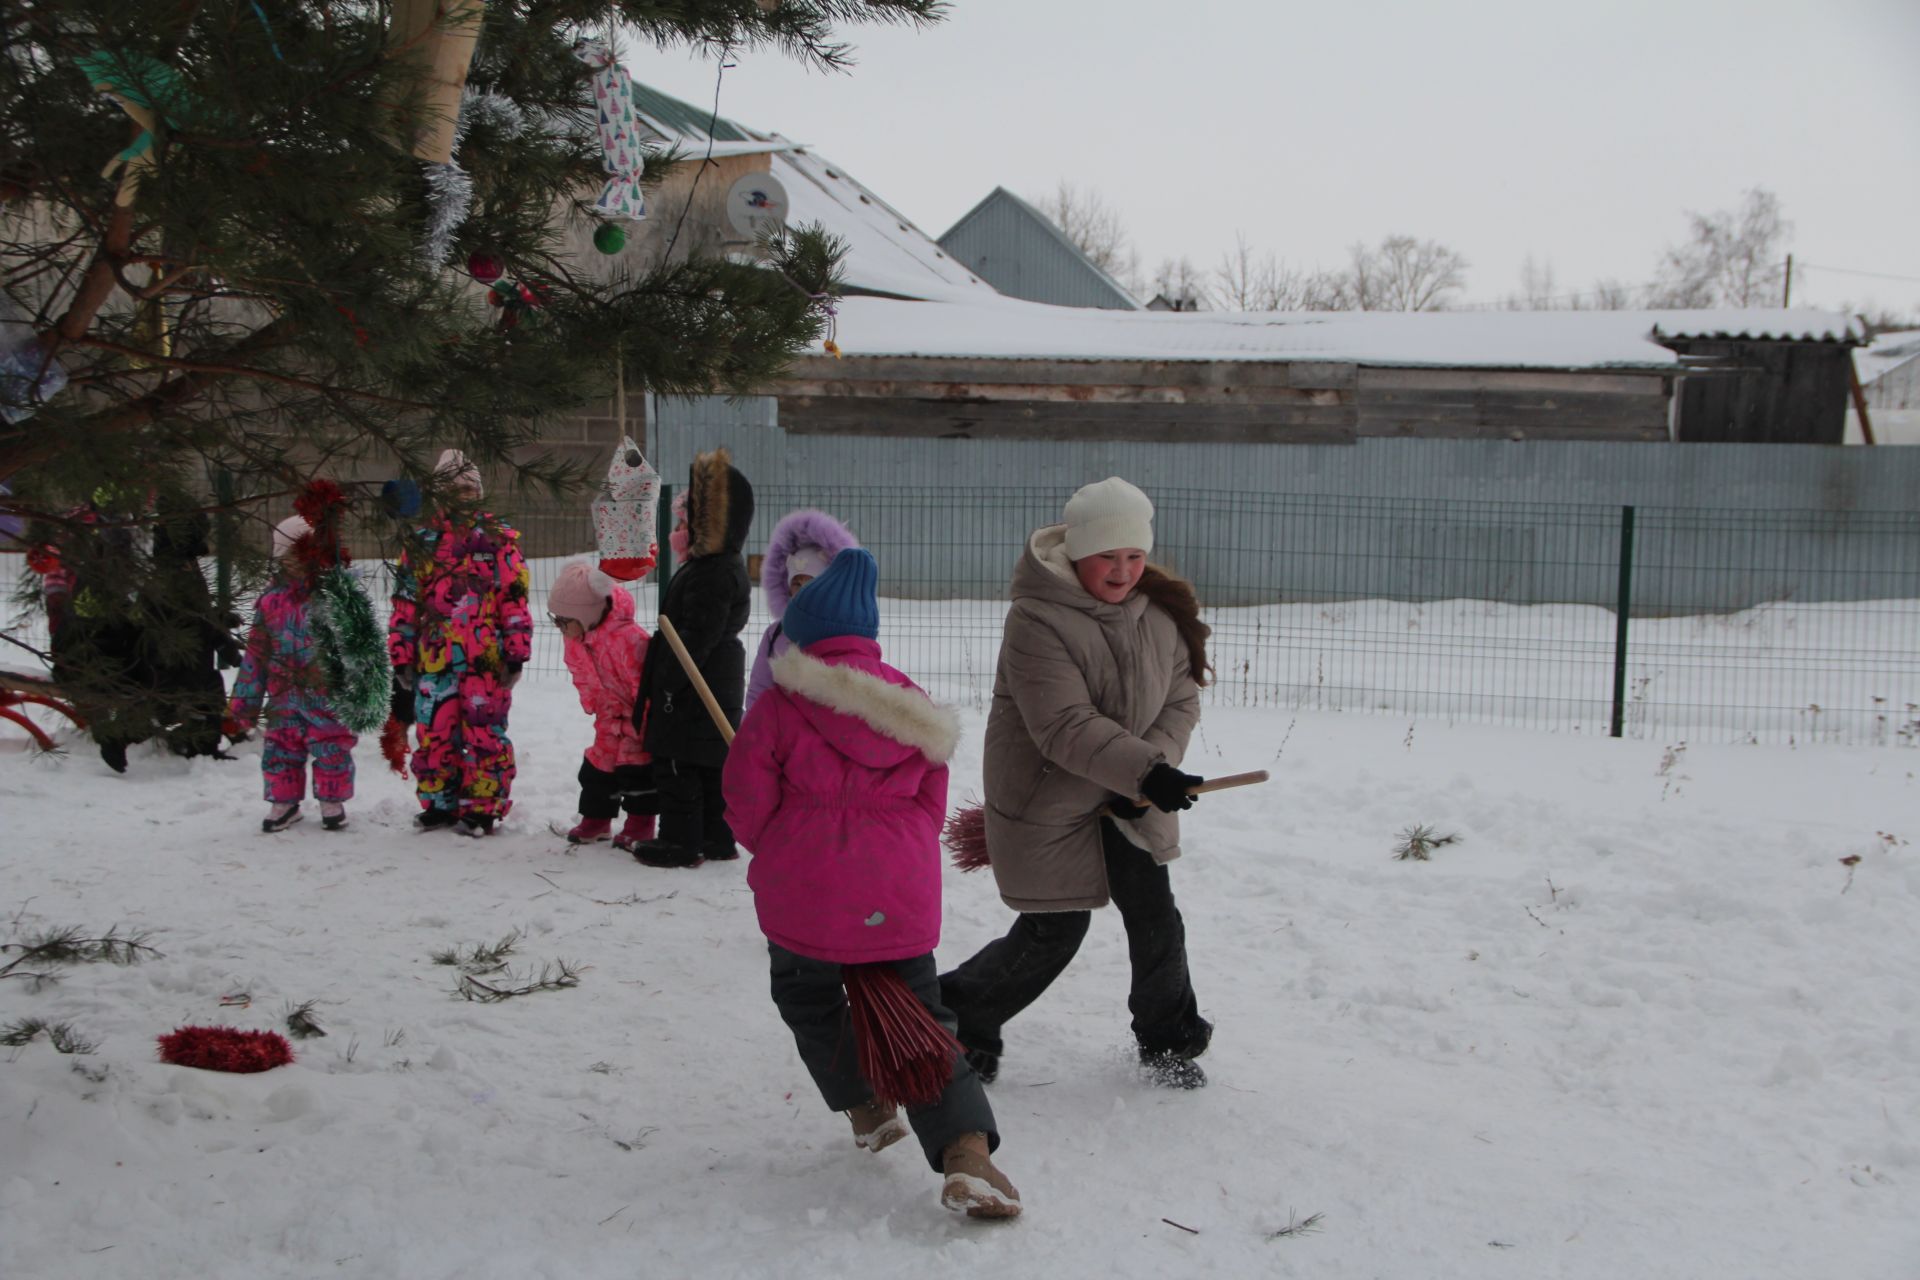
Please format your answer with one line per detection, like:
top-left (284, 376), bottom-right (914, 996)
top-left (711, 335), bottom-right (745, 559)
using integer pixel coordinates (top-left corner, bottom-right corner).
top-left (982, 525), bottom-right (1200, 912)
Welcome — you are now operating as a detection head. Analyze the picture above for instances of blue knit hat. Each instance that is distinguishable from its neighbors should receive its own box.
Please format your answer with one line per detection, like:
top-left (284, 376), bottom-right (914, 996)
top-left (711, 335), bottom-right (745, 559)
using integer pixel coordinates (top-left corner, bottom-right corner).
top-left (782, 547), bottom-right (879, 651)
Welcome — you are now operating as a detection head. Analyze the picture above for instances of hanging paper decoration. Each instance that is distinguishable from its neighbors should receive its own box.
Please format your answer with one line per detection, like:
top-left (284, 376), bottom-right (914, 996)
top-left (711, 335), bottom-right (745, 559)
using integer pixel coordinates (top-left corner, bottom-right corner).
top-left (572, 39), bottom-right (649, 223)
top-left (591, 437), bottom-right (659, 581)
top-left (73, 51), bottom-right (197, 206)
top-left (0, 322), bottom-right (69, 424)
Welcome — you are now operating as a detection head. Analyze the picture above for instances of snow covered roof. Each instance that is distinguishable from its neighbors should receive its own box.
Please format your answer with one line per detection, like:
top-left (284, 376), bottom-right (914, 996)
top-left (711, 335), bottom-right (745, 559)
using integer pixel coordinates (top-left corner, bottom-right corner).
top-left (620, 77), bottom-right (997, 304)
top-left (766, 145), bottom-right (998, 303)
top-left (1855, 329), bottom-right (1920, 385)
top-left (1649, 312), bottom-right (1865, 343)
top-left (805, 298), bottom-right (1866, 369)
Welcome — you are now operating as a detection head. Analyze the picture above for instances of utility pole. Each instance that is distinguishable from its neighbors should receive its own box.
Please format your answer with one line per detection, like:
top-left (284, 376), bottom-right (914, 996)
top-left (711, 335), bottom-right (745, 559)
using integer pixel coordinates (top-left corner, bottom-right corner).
top-left (1782, 254), bottom-right (1793, 307)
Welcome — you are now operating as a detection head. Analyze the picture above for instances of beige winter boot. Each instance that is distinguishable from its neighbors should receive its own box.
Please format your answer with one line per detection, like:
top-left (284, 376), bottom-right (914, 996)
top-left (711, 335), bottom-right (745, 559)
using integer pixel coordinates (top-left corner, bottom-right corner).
top-left (847, 1099), bottom-right (909, 1153)
top-left (940, 1132), bottom-right (1022, 1219)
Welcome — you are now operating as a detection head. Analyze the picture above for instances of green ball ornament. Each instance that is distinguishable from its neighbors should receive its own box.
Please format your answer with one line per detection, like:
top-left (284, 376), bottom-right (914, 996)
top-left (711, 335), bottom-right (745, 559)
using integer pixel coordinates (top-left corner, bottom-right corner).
top-left (593, 222), bottom-right (627, 255)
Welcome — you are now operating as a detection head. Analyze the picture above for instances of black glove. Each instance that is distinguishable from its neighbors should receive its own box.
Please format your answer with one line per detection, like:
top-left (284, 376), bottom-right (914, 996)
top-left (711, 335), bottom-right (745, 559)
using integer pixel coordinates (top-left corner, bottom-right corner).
top-left (1106, 795), bottom-right (1150, 821)
top-left (1138, 763), bottom-right (1203, 814)
top-left (390, 673), bottom-right (416, 725)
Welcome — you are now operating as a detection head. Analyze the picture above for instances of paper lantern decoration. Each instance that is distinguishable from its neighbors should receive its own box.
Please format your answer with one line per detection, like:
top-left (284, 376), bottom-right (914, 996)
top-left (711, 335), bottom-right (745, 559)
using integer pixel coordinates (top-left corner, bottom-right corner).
top-left (572, 39), bottom-right (648, 223)
top-left (0, 323), bottom-right (69, 424)
top-left (591, 437), bottom-right (659, 581)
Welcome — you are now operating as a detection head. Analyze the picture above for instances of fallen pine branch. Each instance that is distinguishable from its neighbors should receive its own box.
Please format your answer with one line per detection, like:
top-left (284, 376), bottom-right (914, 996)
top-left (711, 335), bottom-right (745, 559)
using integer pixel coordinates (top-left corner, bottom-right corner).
top-left (457, 961), bottom-right (583, 1003)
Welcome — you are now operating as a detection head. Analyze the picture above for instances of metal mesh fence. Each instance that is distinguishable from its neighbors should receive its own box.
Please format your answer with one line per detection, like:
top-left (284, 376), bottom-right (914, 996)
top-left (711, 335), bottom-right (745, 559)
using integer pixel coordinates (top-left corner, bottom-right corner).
top-left (4, 487), bottom-right (1917, 746)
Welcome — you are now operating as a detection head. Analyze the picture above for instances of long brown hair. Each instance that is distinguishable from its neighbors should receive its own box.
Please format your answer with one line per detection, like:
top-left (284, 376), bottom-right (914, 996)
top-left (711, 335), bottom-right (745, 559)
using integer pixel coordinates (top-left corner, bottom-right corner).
top-left (1137, 565), bottom-right (1213, 688)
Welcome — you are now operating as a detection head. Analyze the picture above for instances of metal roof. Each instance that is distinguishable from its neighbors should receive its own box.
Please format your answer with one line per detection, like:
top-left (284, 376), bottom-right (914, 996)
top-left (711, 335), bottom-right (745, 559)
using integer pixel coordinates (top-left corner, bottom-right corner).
top-left (937, 187), bottom-right (1143, 312)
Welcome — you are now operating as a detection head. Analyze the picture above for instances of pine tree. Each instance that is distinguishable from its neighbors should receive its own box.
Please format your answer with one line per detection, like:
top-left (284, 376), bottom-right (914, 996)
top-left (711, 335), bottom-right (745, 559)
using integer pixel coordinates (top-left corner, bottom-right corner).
top-left (0, 1), bottom-right (941, 722)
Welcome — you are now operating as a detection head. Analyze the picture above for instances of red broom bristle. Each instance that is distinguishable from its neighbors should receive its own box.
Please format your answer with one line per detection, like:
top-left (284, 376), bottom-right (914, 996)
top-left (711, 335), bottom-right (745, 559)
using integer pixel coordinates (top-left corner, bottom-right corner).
top-left (843, 964), bottom-right (963, 1109)
top-left (157, 1025), bottom-right (295, 1073)
top-left (942, 803), bottom-right (990, 872)
top-left (381, 715), bottom-right (410, 777)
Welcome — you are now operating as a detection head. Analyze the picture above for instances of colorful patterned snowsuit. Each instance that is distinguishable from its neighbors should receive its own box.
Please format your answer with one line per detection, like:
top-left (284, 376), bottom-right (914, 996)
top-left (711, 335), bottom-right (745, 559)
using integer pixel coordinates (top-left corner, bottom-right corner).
top-left (387, 515), bottom-right (532, 818)
top-left (229, 580), bottom-right (357, 804)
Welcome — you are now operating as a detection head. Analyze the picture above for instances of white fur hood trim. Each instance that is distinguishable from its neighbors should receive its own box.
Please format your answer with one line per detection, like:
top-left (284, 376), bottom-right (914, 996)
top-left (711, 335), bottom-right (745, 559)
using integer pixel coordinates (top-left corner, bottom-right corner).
top-left (770, 647), bottom-right (961, 764)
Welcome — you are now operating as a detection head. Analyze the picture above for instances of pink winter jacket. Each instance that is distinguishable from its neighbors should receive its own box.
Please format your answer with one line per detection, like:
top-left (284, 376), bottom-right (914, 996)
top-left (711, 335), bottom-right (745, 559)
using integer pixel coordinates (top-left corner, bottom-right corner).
top-left (724, 636), bottom-right (961, 965)
top-left (561, 588), bottom-right (651, 772)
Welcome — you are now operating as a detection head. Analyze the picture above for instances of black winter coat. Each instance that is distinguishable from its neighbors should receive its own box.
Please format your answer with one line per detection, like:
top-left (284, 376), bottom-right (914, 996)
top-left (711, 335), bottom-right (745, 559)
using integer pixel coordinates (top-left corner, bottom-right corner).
top-left (637, 448), bottom-right (754, 769)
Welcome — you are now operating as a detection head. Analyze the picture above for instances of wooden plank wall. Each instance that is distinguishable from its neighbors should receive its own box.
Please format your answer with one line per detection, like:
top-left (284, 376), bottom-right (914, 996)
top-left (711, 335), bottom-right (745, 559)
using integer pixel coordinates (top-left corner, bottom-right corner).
top-left (1667, 341), bottom-right (1852, 444)
top-left (775, 355), bottom-right (1672, 443)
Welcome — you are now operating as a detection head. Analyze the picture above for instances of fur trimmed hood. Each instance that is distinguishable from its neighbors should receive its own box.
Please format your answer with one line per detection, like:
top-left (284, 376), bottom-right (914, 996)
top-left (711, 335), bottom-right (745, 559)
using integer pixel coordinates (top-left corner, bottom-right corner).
top-left (770, 641), bottom-right (959, 766)
top-left (761, 509), bottom-right (859, 618)
top-left (686, 447), bottom-right (755, 558)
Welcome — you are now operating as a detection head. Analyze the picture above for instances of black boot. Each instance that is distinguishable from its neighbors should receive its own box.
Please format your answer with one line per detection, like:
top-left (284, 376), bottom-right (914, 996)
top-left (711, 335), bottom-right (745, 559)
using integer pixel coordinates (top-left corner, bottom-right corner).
top-left (631, 840), bottom-right (703, 868)
top-left (99, 740), bottom-right (128, 773)
top-left (415, 807), bottom-right (460, 831)
top-left (965, 1046), bottom-right (1000, 1085)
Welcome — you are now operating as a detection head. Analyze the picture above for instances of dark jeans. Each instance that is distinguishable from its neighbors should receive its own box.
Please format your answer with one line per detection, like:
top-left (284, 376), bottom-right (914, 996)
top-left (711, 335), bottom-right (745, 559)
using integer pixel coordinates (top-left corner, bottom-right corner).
top-left (768, 943), bottom-right (998, 1172)
top-left (940, 818), bottom-right (1208, 1059)
top-left (654, 757), bottom-right (733, 855)
top-left (576, 760), bottom-right (657, 821)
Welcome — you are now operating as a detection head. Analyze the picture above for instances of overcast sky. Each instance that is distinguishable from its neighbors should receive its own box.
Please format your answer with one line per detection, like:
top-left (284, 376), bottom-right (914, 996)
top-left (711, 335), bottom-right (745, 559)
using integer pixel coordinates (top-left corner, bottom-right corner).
top-left (630, 0), bottom-right (1920, 314)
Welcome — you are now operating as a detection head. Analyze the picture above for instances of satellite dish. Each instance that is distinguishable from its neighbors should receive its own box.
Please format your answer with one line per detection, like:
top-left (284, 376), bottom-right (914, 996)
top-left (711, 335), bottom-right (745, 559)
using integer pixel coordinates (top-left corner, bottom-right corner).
top-left (724, 172), bottom-right (790, 239)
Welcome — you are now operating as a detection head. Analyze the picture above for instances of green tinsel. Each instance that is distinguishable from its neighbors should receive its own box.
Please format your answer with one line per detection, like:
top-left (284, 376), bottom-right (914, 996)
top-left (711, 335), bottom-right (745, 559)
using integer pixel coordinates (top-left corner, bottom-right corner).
top-left (310, 566), bottom-right (391, 734)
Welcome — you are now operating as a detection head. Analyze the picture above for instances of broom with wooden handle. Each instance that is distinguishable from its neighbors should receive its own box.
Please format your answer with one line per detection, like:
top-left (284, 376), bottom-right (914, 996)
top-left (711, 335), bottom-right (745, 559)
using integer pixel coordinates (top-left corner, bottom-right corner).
top-left (657, 613), bottom-right (957, 1106)
top-left (943, 769), bottom-right (1271, 872)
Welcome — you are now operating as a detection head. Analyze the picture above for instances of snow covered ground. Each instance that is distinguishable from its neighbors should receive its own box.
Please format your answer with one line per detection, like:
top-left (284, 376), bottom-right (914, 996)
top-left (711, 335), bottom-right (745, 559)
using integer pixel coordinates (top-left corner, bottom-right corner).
top-left (3, 683), bottom-right (1916, 1278)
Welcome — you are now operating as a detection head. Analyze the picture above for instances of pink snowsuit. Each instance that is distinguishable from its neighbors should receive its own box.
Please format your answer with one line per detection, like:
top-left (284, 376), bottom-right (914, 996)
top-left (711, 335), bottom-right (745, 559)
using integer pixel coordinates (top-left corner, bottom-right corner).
top-left (562, 587), bottom-right (651, 772)
top-left (723, 636), bottom-right (960, 965)
top-left (229, 580), bottom-right (356, 804)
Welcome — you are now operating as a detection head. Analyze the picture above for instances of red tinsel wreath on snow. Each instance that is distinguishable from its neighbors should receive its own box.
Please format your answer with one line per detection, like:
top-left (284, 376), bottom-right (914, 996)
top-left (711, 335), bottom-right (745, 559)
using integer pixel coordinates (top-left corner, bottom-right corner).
top-left (157, 1025), bottom-right (295, 1073)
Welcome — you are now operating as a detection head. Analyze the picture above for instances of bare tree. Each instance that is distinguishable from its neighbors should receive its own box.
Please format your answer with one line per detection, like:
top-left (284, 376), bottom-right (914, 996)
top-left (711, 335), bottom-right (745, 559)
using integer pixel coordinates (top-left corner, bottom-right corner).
top-left (1344, 235), bottom-right (1469, 310)
top-left (1212, 232), bottom-right (1348, 311)
top-left (1031, 181), bottom-right (1140, 290)
top-left (1649, 187), bottom-right (1791, 308)
top-left (1148, 256), bottom-right (1210, 309)
top-left (1581, 278), bottom-right (1643, 310)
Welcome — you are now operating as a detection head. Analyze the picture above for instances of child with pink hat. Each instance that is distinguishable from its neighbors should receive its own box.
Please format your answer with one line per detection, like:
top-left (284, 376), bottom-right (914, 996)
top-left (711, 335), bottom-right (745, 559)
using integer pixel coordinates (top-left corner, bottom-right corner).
top-left (550, 562), bottom-right (657, 848)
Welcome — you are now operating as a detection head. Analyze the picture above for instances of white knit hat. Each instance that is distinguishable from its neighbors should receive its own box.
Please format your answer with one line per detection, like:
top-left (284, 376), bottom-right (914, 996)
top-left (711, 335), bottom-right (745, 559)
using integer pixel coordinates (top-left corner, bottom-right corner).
top-left (1063, 477), bottom-right (1154, 560)
top-left (271, 514), bottom-right (311, 559)
top-left (435, 447), bottom-right (483, 497)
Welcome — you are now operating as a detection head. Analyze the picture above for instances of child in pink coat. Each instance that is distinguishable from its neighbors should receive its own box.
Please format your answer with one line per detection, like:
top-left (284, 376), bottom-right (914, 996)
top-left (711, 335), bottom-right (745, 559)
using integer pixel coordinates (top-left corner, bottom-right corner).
top-left (550, 563), bottom-right (657, 849)
top-left (723, 547), bottom-right (1020, 1220)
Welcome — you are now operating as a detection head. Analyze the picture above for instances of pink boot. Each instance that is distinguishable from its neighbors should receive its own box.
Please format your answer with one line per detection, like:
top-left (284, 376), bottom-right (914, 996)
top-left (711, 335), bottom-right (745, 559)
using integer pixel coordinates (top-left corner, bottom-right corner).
top-left (567, 817), bottom-right (613, 845)
top-left (612, 813), bottom-right (656, 851)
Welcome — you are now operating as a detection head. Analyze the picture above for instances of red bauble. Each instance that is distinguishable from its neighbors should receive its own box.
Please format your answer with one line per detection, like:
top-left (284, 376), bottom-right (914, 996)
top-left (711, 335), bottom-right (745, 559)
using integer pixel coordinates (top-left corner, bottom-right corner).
top-left (467, 251), bottom-right (503, 284)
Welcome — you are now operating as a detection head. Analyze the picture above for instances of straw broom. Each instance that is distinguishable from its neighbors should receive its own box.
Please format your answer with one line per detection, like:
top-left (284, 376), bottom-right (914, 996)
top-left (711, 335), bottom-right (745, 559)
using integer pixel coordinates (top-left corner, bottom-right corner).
top-left (943, 770), bottom-right (1271, 872)
top-left (656, 615), bottom-right (961, 1107)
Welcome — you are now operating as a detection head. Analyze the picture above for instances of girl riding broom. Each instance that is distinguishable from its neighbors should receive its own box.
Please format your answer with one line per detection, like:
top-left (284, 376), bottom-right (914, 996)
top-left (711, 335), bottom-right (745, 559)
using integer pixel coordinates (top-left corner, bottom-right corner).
top-left (720, 547), bottom-right (1021, 1220)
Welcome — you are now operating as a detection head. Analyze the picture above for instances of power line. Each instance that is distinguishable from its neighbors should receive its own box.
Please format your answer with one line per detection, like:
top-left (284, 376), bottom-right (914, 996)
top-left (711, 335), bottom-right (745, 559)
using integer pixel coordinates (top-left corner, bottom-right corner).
top-left (1795, 263), bottom-right (1920, 286)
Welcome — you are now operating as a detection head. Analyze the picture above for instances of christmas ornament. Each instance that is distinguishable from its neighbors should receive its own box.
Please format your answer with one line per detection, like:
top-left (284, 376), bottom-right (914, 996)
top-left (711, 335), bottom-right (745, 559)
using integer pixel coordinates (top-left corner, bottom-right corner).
top-left (572, 39), bottom-right (649, 223)
top-left (591, 437), bottom-right (659, 581)
top-left (467, 250), bottom-right (503, 283)
top-left (157, 1026), bottom-right (295, 1073)
top-left (74, 50), bottom-right (196, 205)
top-left (592, 222), bottom-right (627, 255)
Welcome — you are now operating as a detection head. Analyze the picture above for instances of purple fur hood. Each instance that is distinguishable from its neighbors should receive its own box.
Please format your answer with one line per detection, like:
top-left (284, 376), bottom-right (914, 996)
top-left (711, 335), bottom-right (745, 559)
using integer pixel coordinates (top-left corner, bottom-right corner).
top-left (761, 509), bottom-right (859, 619)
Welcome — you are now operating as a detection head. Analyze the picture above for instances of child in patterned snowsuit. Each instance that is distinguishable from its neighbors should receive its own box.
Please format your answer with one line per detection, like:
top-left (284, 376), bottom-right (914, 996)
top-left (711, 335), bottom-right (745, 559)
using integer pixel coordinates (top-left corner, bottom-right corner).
top-left (550, 562), bottom-right (657, 850)
top-left (228, 515), bottom-right (356, 833)
top-left (387, 451), bottom-right (532, 837)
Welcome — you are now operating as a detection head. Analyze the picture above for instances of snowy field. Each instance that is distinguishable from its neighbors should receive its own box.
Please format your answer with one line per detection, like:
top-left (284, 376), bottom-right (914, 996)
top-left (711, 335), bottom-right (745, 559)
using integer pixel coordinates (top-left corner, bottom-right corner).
top-left (2, 684), bottom-right (1917, 1279)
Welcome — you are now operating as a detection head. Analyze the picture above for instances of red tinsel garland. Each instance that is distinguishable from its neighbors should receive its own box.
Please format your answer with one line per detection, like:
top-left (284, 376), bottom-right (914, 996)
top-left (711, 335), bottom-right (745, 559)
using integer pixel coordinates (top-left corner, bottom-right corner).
top-left (157, 1025), bottom-right (295, 1073)
top-left (381, 715), bottom-right (410, 777)
top-left (843, 964), bottom-right (963, 1108)
top-left (290, 479), bottom-right (352, 579)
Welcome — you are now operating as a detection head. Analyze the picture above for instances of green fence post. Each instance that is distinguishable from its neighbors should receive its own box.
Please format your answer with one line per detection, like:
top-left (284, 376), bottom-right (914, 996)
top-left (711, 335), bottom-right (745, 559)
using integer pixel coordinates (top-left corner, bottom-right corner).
top-left (1609, 504), bottom-right (1636, 738)
top-left (654, 482), bottom-right (674, 605)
